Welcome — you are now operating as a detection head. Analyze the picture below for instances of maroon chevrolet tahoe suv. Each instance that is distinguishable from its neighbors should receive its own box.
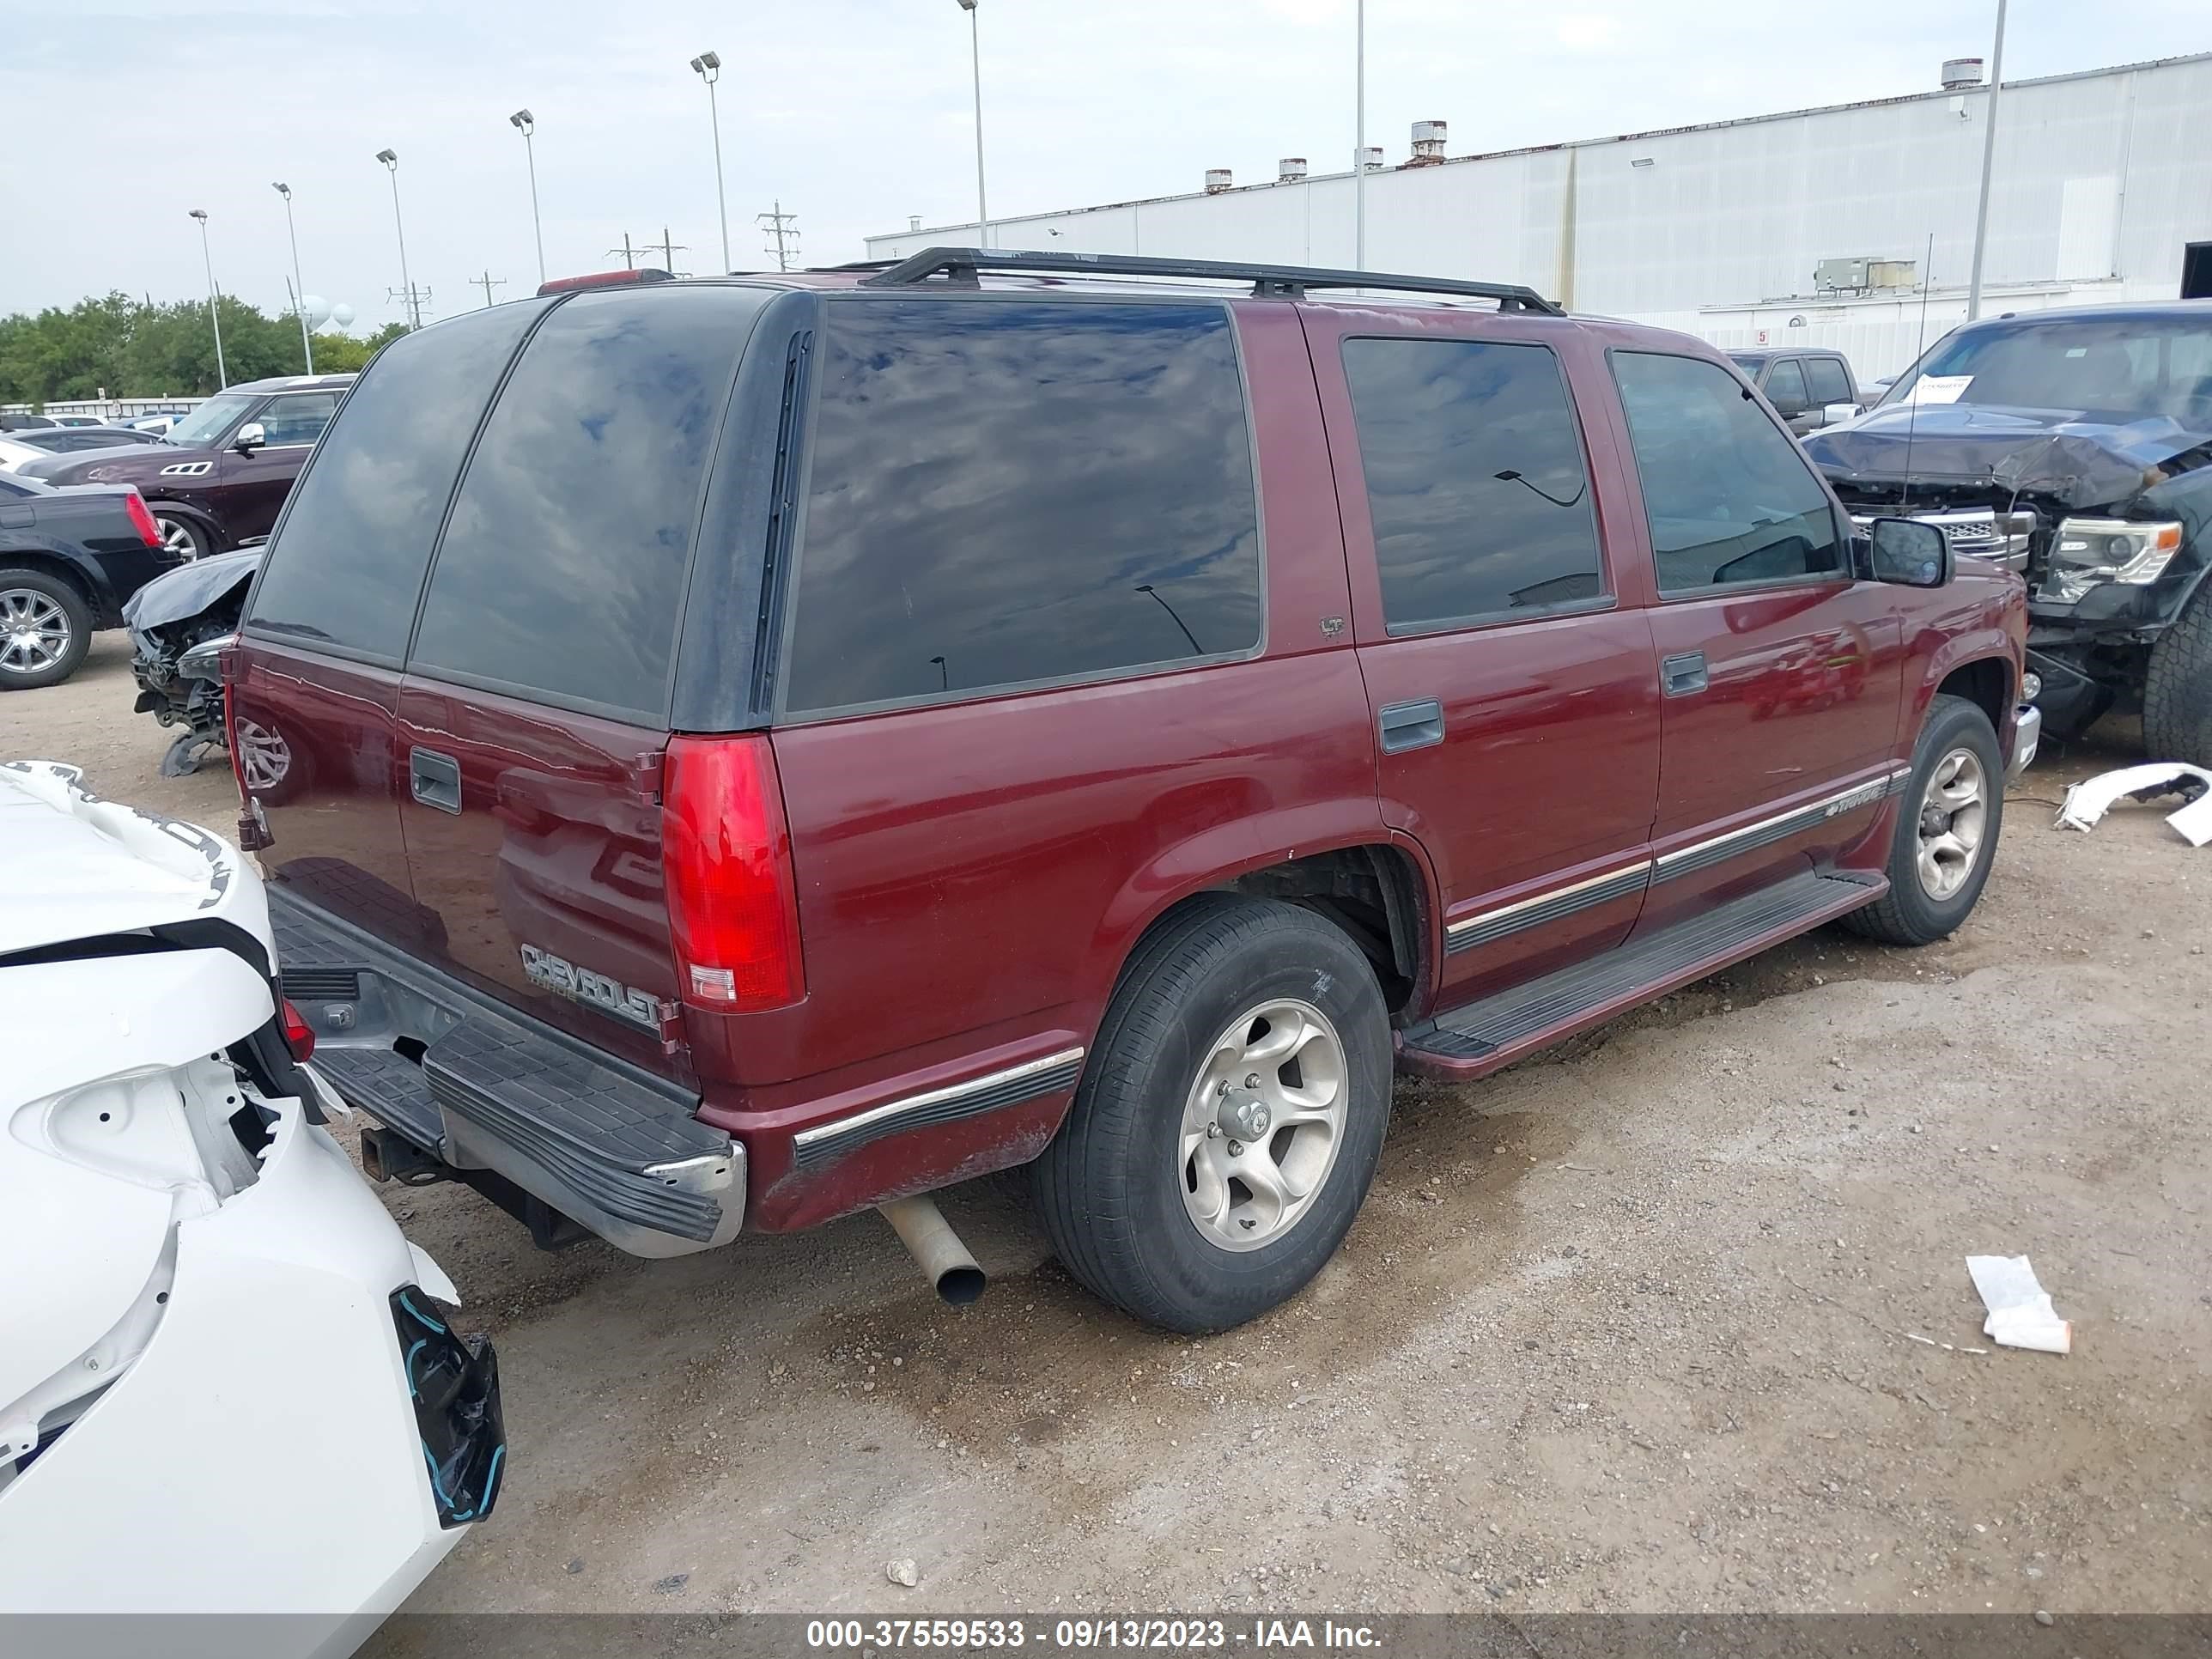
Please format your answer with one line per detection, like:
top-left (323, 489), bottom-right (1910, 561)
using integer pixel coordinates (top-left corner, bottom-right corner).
top-left (228, 249), bottom-right (2031, 1334)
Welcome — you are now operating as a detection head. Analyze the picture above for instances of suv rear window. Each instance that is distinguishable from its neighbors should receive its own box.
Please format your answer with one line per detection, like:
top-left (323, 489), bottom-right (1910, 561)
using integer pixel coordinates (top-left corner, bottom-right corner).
top-left (408, 285), bottom-right (761, 720)
top-left (781, 299), bottom-right (1262, 714)
top-left (247, 300), bottom-right (549, 660)
top-left (1344, 337), bottom-right (1603, 629)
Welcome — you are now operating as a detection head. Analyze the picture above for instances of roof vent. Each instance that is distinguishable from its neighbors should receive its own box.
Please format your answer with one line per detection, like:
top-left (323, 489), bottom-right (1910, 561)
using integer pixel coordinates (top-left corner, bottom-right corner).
top-left (1408, 120), bottom-right (1447, 164)
top-left (907, 215), bottom-right (922, 232)
top-left (1278, 156), bottom-right (1309, 184)
top-left (1358, 145), bottom-right (1385, 171)
top-left (1204, 168), bottom-right (1234, 194)
top-left (1941, 57), bottom-right (1985, 89)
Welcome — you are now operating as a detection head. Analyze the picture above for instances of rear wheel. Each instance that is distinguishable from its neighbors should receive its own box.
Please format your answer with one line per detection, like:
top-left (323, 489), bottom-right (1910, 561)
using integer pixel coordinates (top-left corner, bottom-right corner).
top-left (0, 568), bottom-right (92, 690)
top-left (2143, 586), bottom-right (2212, 769)
top-left (1032, 896), bottom-right (1391, 1334)
top-left (1841, 693), bottom-right (2003, 945)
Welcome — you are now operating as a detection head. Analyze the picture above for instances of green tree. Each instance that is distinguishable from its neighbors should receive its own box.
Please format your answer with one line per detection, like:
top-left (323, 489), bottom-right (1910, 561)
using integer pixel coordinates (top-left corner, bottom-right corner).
top-left (0, 292), bottom-right (403, 403)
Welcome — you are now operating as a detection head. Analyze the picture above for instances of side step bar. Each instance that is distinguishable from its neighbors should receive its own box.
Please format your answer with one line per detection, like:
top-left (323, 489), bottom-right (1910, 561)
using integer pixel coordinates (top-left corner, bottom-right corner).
top-left (1398, 869), bottom-right (1881, 1079)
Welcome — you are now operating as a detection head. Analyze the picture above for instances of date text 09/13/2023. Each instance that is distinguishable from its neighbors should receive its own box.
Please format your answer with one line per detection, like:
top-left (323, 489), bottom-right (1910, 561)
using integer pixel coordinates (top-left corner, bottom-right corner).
top-left (804, 1620), bottom-right (1382, 1650)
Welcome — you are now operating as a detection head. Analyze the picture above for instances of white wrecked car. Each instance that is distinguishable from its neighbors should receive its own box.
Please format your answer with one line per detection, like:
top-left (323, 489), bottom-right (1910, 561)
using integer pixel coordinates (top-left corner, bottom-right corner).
top-left (0, 762), bottom-right (501, 1655)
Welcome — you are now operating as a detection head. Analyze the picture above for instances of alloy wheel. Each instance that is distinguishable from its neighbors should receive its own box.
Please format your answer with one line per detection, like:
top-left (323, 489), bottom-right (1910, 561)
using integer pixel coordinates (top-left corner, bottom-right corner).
top-left (0, 586), bottom-right (70, 677)
top-left (1177, 997), bottom-right (1349, 1252)
top-left (1915, 746), bottom-right (1987, 901)
top-left (158, 517), bottom-right (203, 561)
top-left (234, 718), bottom-right (292, 792)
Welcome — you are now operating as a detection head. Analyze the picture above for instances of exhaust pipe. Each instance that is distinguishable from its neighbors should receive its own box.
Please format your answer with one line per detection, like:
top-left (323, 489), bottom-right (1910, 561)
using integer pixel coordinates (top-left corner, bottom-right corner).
top-left (878, 1195), bottom-right (987, 1305)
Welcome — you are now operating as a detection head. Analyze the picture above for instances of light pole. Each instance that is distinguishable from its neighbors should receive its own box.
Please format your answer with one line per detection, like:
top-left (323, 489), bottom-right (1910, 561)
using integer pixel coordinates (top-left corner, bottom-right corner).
top-left (508, 110), bottom-right (546, 285)
top-left (186, 209), bottom-right (228, 389)
top-left (271, 183), bottom-right (313, 374)
top-left (690, 54), bottom-right (732, 273)
top-left (955, 0), bottom-right (991, 249)
top-left (1353, 0), bottom-right (1366, 270)
top-left (1964, 0), bottom-right (2009, 321)
top-left (375, 148), bottom-right (418, 330)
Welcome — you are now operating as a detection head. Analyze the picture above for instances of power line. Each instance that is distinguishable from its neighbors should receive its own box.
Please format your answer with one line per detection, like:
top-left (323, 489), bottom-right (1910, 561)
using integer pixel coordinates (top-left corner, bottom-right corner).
top-left (758, 202), bottom-right (800, 271)
top-left (386, 283), bottom-right (431, 327)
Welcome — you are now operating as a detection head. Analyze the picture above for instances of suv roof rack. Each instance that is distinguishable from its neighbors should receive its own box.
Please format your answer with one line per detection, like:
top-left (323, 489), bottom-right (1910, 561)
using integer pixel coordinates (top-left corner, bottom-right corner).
top-left (854, 246), bottom-right (1565, 314)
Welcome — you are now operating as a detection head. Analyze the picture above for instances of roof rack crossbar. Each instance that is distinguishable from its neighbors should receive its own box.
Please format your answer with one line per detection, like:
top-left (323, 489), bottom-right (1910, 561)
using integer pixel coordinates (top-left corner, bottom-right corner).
top-left (858, 246), bottom-right (1564, 314)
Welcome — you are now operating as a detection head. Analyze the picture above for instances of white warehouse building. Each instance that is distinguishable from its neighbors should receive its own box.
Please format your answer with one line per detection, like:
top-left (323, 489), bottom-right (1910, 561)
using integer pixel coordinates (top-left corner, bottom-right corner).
top-left (865, 52), bottom-right (2212, 379)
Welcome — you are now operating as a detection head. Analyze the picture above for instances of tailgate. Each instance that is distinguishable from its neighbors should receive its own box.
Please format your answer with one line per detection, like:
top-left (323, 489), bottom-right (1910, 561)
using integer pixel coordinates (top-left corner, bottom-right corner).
top-left (390, 679), bottom-right (686, 1080)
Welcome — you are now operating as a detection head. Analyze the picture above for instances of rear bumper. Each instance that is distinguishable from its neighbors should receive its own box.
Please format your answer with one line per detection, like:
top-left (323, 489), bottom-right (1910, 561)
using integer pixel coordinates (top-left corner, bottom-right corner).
top-left (269, 886), bottom-right (745, 1259)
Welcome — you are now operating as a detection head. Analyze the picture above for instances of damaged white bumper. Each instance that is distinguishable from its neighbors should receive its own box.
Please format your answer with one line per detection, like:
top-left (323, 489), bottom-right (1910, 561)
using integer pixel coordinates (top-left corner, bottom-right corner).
top-left (0, 763), bottom-right (501, 1656)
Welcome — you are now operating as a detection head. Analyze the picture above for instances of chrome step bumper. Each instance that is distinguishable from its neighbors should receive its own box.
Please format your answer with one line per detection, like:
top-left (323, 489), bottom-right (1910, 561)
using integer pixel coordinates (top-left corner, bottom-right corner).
top-left (270, 887), bottom-right (742, 1258)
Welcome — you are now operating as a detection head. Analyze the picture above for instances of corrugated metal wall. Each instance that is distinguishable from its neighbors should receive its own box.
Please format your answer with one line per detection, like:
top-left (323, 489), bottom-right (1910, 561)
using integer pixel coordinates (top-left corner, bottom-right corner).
top-left (866, 55), bottom-right (2212, 377)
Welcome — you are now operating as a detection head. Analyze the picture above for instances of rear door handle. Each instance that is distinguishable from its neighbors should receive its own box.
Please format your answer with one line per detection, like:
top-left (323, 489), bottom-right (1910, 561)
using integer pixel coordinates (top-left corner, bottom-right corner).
top-left (1378, 698), bottom-right (1445, 754)
top-left (1662, 652), bottom-right (1709, 697)
top-left (409, 746), bottom-right (463, 815)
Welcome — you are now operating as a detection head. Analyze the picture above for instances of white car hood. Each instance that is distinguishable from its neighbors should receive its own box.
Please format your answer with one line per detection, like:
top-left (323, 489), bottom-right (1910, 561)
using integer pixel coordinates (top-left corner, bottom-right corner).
top-left (0, 760), bottom-right (270, 963)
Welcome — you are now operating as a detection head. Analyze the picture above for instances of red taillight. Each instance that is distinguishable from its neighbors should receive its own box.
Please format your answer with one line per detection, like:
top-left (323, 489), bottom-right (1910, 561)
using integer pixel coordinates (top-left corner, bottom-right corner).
top-left (661, 734), bottom-right (805, 1013)
top-left (123, 488), bottom-right (161, 549)
top-left (281, 998), bottom-right (316, 1062)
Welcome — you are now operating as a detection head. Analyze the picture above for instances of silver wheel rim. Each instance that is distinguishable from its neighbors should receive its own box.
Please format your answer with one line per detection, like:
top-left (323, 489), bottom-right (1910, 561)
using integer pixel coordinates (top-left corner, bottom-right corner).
top-left (1915, 746), bottom-right (1987, 901)
top-left (1177, 997), bottom-right (1348, 1253)
top-left (0, 586), bottom-right (70, 675)
top-left (158, 517), bottom-right (201, 560)
top-left (234, 718), bottom-right (291, 791)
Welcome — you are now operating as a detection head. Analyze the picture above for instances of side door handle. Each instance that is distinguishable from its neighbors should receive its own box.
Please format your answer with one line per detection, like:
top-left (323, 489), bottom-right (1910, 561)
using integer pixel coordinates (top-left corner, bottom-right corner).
top-left (409, 746), bottom-right (463, 815)
top-left (1662, 652), bottom-right (1709, 697)
top-left (1377, 698), bottom-right (1445, 754)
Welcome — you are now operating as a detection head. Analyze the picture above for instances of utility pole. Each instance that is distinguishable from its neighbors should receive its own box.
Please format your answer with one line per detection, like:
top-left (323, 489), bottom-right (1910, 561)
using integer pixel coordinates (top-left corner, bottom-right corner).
top-left (617, 228), bottom-right (688, 276)
top-left (272, 183), bottom-right (313, 374)
top-left (186, 209), bottom-right (228, 388)
top-left (386, 283), bottom-right (432, 326)
top-left (1964, 0), bottom-right (2009, 321)
top-left (1353, 0), bottom-right (1367, 270)
top-left (471, 270), bottom-right (507, 308)
top-left (758, 202), bottom-right (799, 271)
top-left (609, 232), bottom-right (638, 270)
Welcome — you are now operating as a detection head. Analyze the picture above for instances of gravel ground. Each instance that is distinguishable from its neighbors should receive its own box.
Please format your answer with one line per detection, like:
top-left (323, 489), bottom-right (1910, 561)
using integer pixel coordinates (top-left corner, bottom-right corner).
top-left (7, 634), bottom-right (2208, 1623)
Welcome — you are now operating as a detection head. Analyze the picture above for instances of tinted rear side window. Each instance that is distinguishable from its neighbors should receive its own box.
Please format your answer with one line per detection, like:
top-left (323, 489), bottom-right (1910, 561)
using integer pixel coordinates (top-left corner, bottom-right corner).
top-left (409, 285), bottom-right (761, 720)
top-left (1343, 337), bottom-right (1603, 629)
top-left (782, 299), bottom-right (1261, 714)
top-left (246, 300), bottom-right (548, 660)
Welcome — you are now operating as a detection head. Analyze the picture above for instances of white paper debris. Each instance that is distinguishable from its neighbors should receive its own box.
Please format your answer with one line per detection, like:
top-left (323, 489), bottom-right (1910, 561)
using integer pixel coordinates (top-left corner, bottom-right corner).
top-left (1966, 1255), bottom-right (2071, 1355)
top-left (2055, 763), bottom-right (2212, 845)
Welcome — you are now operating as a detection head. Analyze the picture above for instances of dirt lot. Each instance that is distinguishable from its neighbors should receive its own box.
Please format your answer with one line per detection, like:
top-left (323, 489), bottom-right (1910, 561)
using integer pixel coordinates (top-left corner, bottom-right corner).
top-left (8, 634), bottom-right (2209, 1620)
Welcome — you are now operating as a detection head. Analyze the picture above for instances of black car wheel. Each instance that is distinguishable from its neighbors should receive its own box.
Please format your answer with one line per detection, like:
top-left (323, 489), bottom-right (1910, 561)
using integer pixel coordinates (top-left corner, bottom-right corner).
top-left (0, 568), bottom-right (93, 690)
top-left (154, 512), bottom-right (212, 562)
top-left (2144, 584), bottom-right (2212, 770)
top-left (1841, 694), bottom-right (2003, 946)
top-left (1031, 896), bottom-right (1392, 1334)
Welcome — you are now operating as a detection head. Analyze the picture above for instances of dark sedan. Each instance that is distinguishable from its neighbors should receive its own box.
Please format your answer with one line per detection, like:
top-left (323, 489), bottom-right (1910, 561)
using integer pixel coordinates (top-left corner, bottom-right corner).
top-left (0, 472), bottom-right (168, 689)
top-left (29, 373), bottom-right (354, 560)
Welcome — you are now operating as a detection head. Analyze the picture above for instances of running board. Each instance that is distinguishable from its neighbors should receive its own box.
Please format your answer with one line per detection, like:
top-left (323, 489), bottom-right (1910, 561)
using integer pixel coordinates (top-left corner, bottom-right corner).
top-left (1398, 870), bottom-right (1881, 1079)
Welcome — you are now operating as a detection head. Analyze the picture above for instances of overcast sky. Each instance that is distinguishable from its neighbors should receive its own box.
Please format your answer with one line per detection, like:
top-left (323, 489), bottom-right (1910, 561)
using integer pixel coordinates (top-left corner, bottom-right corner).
top-left (6, 0), bottom-right (2208, 330)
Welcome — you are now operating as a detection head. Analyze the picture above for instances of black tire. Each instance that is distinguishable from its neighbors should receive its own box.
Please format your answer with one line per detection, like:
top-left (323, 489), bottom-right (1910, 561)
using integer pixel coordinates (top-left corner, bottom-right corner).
top-left (2143, 585), bottom-right (2212, 769)
top-left (1841, 693), bottom-right (2004, 946)
top-left (0, 567), bottom-right (94, 690)
top-left (1031, 896), bottom-right (1392, 1334)
top-left (149, 507), bottom-right (214, 562)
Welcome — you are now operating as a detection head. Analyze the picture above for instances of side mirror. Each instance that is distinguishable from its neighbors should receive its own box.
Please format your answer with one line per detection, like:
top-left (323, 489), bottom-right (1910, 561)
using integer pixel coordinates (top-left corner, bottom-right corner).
top-left (232, 421), bottom-right (266, 453)
top-left (1866, 518), bottom-right (1952, 587)
top-left (1822, 403), bottom-right (1863, 427)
